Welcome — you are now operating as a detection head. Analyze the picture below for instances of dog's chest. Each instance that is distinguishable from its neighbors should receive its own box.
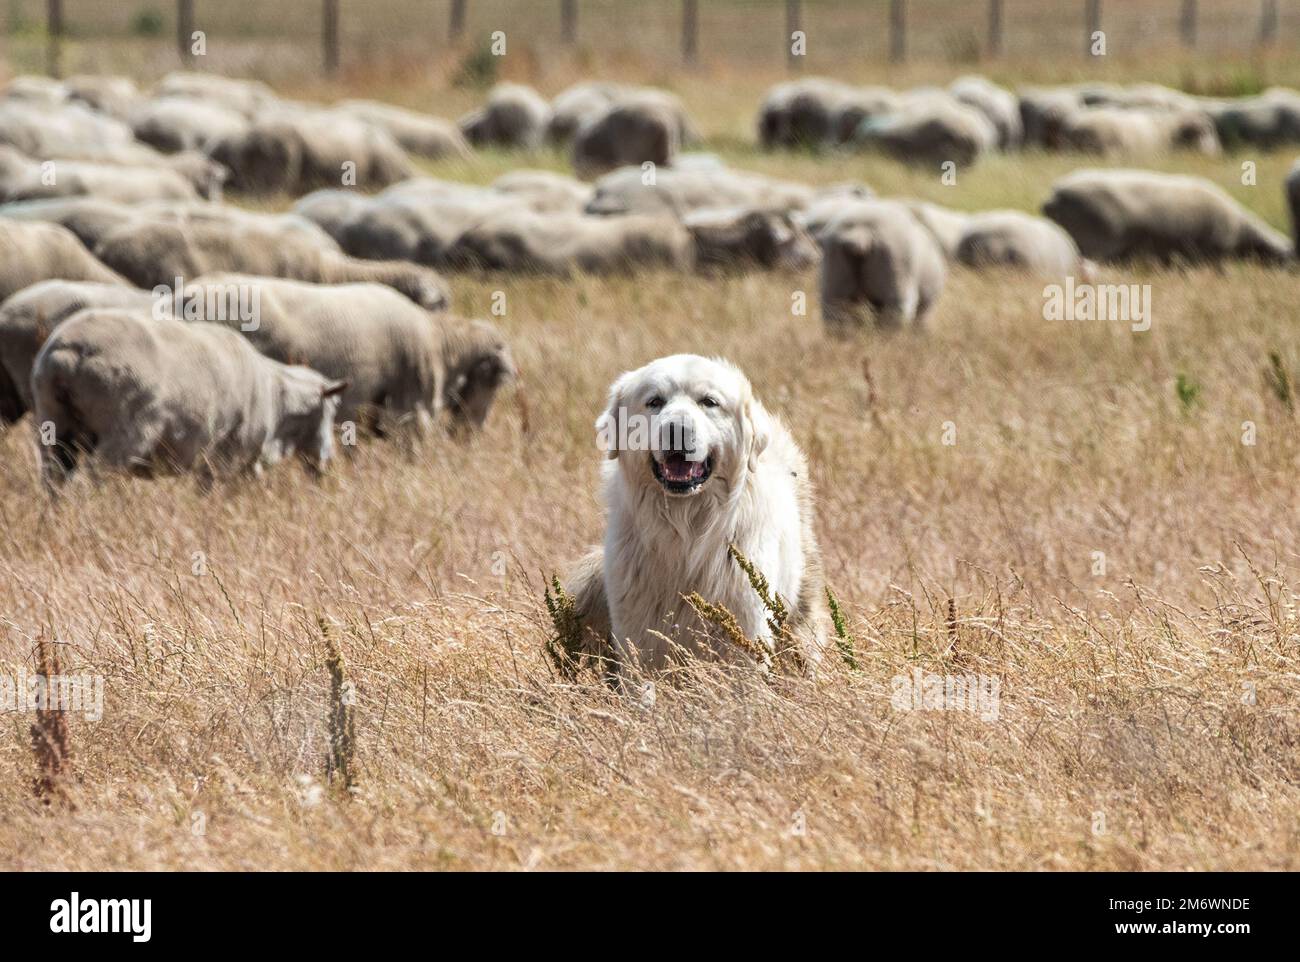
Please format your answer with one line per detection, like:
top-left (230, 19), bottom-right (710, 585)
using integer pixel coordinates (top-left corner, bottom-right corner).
top-left (607, 517), bottom-right (797, 665)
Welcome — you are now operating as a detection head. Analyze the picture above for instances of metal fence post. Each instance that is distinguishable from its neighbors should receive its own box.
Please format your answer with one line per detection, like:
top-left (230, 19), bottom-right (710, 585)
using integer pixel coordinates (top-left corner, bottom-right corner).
top-left (1085, 0), bottom-right (1101, 56)
top-left (1180, 0), bottom-right (1197, 48)
top-left (323, 0), bottom-right (340, 76)
top-left (987, 0), bottom-right (1003, 58)
top-left (46, 0), bottom-right (63, 77)
top-left (561, 0), bottom-right (577, 45)
top-left (786, 0), bottom-right (801, 71)
top-left (450, 0), bottom-right (466, 41)
top-left (1259, 0), bottom-right (1279, 45)
top-left (178, 0), bottom-right (195, 65)
top-left (682, 0), bottom-right (698, 66)
top-left (890, 0), bottom-right (906, 63)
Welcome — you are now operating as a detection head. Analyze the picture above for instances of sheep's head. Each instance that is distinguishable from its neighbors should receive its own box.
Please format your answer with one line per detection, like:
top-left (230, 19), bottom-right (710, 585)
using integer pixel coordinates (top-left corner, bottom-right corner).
top-left (442, 318), bottom-right (516, 433)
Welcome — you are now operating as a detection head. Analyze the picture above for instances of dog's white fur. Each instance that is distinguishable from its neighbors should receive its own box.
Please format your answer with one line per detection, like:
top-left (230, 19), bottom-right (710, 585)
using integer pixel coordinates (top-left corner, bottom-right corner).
top-left (571, 354), bottom-right (827, 678)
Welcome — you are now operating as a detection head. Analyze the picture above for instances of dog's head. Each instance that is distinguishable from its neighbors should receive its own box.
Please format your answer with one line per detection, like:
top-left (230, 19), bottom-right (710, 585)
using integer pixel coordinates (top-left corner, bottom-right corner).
top-left (596, 354), bottom-right (768, 498)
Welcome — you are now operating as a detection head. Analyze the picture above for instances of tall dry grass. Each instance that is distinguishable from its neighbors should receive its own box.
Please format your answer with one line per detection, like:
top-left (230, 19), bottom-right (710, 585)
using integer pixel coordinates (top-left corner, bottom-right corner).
top-left (1, 42), bottom-right (1299, 867)
top-left (1, 245), bottom-right (1298, 868)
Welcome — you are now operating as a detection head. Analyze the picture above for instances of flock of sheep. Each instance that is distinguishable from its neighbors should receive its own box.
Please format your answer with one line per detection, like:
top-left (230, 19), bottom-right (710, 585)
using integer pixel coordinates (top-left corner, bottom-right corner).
top-left (0, 68), bottom-right (1298, 486)
top-left (765, 75), bottom-right (1300, 327)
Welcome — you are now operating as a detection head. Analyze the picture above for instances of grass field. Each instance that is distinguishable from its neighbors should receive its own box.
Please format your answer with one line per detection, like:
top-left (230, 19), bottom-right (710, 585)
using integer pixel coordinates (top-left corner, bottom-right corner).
top-left (2, 33), bottom-right (1300, 870)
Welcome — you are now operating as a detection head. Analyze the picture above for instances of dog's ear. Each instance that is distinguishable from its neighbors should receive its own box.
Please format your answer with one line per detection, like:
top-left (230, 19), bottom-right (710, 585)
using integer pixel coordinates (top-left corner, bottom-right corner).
top-left (742, 388), bottom-right (770, 474)
top-left (595, 373), bottom-right (629, 460)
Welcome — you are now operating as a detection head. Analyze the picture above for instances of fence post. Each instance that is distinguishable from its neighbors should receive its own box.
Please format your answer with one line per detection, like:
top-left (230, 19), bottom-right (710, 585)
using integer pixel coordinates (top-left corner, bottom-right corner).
top-left (1180, 0), bottom-right (1196, 47)
top-left (1259, 0), bottom-right (1278, 45)
top-left (785, 0), bottom-right (801, 71)
top-left (178, 0), bottom-right (195, 65)
top-left (682, 0), bottom-right (698, 66)
top-left (561, 0), bottom-right (577, 45)
top-left (46, 0), bottom-right (63, 77)
top-left (890, 0), bottom-right (906, 62)
top-left (450, 0), bottom-right (466, 41)
top-left (987, 0), bottom-right (1003, 57)
top-left (1084, 0), bottom-right (1101, 56)
top-left (323, 0), bottom-right (339, 76)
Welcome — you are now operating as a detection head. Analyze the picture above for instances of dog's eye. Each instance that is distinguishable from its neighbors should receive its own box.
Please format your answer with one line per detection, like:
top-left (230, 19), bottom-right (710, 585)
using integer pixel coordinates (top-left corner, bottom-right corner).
top-left (646, 396), bottom-right (665, 410)
top-left (699, 396), bottom-right (720, 408)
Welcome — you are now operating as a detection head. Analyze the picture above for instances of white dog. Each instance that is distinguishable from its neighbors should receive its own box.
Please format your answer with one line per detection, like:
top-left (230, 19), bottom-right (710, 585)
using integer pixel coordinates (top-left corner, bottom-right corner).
top-left (567, 354), bottom-right (827, 678)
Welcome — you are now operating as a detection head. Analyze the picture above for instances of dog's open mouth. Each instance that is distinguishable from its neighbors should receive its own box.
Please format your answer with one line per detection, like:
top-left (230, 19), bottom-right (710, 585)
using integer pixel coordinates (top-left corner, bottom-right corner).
top-left (652, 450), bottom-right (713, 494)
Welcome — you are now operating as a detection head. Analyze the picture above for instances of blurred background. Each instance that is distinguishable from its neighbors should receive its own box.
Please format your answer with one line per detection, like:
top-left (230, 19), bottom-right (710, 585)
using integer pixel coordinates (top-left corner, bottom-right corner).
top-left (2, 1), bottom-right (1298, 92)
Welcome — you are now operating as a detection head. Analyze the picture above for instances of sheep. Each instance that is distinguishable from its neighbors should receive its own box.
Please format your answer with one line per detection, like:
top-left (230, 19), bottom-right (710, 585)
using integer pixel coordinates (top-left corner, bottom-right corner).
top-left (1043, 168), bottom-right (1292, 265)
top-left (206, 108), bottom-right (413, 195)
top-left (849, 92), bottom-right (999, 168)
top-left (1054, 107), bottom-right (1220, 157)
top-left (64, 75), bottom-right (143, 119)
top-left (31, 308), bottom-right (346, 489)
top-left (130, 96), bottom-right (252, 154)
top-left (0, 280), bottom-right (154, 425)
top-left (490, 169), bottom-right (593, 213)
top-left (0, 197), bottom-right (136, 249)
top-left (685, 207), bottom-right (820, 272)
top-left (0, 145), bottom-right (202, 204)
top-left (335, 179), bottom-right (514, 265)
top-left (459, 84), bottom-right (552, 149)
top-left (442, 209), bottom-right (694, 275)
top-left (181, 274), bottom-right (514, 436)
top-left (1208, 88), bottom-right (1300, 149)
top-left (757, 78), bottom-right (904, 149)
top-left (291, 189), bottom-right (375, 245)
top-left (335, 100), bottom-right (473, 160)
top-left (92, 217), bottom-right (450, 310)
top-left (548, 82), bottom-right (623, 145)
top-left (954, 210), bottom-right (1089, 278)
top-left (895, 202), bottom-right (1088, 278)
top-left (0, 218), bottom-right (128, 304)
top-left (817, 199), bottom-right (947, 333)
top-left (549, 82), bottom-right (696, 147)
top-left (0, 99), bottom-right (226, 197)
top-left (950, 76), bottom-right (1023, 149)
top-left (1018, 86), bottom-right (1084, 149)
top-left (1, 198), bottom-right (341, 253)
top-left (586, 165), bottom-right (813, 218)
top-left (154, 72), bottom-right (278, 116)
top-left (1285, 159), bottom-right (1300, 249)
top-left (572, 93), bottom-right (682, 180)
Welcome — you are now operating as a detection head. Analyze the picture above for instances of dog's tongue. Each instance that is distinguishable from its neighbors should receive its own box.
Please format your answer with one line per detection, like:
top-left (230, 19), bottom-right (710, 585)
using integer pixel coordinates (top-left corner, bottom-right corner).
top-left (662, 452), bottom-right (705, 482)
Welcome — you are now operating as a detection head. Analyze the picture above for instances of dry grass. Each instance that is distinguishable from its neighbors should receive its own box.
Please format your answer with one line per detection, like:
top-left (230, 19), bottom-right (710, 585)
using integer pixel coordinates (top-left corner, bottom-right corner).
top-left (2, 249), bottom-right (1298, 869)
top-left (2, 46), bottom-right (1300, 868)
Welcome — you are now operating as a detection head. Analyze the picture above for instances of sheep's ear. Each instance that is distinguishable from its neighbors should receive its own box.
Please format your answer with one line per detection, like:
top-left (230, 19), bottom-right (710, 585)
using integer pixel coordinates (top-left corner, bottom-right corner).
top-left (322, 379), bottom-right (349, 399)
top-left (768, 215), bottom-right (794, 246)
top-left (595, 374), bottom-right (629, 460)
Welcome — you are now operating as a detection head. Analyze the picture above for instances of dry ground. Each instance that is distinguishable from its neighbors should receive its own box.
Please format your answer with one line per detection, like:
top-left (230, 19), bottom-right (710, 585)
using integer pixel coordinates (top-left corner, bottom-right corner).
top-left (2, 53), bottom-right (1300, 869)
